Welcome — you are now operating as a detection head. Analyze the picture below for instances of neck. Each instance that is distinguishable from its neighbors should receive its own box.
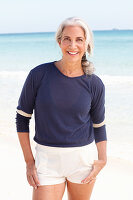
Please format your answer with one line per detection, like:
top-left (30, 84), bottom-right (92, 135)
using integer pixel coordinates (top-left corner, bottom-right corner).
top-left (58, 59), bottom-right (83, 76)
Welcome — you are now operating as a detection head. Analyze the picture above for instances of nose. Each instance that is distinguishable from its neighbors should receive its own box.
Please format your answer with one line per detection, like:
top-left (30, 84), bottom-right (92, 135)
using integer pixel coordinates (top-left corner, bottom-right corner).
top-left (69, 40), bottom-right (76, 48)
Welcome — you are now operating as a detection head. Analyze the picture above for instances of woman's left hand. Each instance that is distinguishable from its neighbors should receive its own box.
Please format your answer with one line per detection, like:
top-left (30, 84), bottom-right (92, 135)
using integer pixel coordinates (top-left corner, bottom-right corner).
top-left (81, 159), bottom-right (107, 184)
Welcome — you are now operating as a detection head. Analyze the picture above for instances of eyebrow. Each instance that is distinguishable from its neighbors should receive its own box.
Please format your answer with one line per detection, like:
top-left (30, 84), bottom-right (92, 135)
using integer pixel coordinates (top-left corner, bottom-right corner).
top-left (63, 36), bottom-right (85, 39)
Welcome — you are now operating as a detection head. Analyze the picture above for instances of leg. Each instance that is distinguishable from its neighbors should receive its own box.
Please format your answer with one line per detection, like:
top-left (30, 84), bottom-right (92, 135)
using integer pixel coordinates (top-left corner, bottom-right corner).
top-left (32, 182), bottom-right (66, 200)
top-left (67, 179), bottom-right (96, 200)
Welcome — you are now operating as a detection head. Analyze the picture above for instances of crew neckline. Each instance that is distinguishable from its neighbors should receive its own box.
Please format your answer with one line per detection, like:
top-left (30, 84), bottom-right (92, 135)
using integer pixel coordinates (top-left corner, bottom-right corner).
top-left (52, 61), bottom-right (86, 79)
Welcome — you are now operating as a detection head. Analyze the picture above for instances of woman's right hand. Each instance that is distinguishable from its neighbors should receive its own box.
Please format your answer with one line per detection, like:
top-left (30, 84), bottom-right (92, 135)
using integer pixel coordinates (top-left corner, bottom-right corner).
top-left (26, 160), bottom-right (40, 190)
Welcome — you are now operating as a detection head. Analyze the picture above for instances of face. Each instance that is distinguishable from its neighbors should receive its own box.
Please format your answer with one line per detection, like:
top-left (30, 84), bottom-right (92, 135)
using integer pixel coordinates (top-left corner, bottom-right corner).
top-left (58, 26), bottom-right (86, 63)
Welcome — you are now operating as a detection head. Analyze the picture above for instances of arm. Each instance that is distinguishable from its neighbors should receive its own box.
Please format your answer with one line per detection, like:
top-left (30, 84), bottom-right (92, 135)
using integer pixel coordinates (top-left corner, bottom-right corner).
top-left (96, 140), bottom-right (107, 163)
top-left (16, 70), bottom-right (40, 189)
top-left (17, 130), bottom-right (40, 189)
top-left (91, 80), bottom-right (107, 163)
top-left (81, 77), bottom-right (107, 184)
top-left (90, 78), bottom-right (107, 166)
top-left (17, 132), bottom-right (34, 165)
top-left (90, 77), bottom-right (107, 144)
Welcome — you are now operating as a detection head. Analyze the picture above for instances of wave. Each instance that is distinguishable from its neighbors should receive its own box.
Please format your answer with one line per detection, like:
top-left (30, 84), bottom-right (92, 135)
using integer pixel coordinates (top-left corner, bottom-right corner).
top-left (0, 71), bottom-right (133, 84)
top-left (0, 71), bottom-right (28, 79)
top-left (99, 75), bottom-right (133, 85)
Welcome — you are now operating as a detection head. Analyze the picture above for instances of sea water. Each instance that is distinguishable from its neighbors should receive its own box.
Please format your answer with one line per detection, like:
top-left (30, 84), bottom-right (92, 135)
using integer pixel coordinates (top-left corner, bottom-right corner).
top-left (0, 30), bottom-right (133, 162)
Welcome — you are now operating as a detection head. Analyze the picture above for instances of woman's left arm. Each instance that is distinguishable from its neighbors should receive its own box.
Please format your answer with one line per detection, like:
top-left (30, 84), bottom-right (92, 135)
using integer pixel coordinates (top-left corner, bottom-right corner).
top-left (81, 76), bottom-right (107, 184)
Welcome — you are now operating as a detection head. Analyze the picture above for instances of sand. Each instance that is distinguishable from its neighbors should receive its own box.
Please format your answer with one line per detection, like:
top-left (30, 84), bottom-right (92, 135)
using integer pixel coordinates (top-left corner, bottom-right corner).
top-left (0, 134), bottom-right (133, 200)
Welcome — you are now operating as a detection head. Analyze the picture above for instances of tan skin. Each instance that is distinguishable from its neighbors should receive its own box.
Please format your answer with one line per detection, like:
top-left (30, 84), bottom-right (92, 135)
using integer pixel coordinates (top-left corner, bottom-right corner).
top-left (18, 25), bottom-right (107, 200)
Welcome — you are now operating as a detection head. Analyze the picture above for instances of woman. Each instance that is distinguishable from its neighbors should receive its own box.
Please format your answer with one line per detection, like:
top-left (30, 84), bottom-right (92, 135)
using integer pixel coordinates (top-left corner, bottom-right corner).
top-left (16, 17), bottom-right (107, 200)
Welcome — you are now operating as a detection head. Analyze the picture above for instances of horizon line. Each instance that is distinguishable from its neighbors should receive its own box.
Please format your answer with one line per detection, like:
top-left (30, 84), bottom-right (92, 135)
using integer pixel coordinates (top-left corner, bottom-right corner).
top-left (0, 28), bottom-right (133, 35)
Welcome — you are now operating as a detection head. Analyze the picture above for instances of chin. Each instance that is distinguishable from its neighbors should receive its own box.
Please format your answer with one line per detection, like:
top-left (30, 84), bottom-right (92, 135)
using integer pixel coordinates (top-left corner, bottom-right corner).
top-left (65, 55), bottom-right (81, 63)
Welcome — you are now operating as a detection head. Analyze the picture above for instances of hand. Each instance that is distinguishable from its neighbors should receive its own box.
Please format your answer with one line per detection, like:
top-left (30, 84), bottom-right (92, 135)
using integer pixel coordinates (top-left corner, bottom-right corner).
top-left (26, 160), bottom-right (40, 190)
top-left (81, 159), bottom-right (107, 184)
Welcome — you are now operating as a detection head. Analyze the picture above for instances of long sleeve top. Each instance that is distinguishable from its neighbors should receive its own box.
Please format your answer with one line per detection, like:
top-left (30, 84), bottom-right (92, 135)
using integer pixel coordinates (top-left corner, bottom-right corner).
top-left (16, 61), bottom-right (107, 147)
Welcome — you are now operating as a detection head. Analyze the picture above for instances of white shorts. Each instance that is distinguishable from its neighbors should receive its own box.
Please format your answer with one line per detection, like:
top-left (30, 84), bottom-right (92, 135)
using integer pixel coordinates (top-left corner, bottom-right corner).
top-left (35, 142), bottom-right (95, 185)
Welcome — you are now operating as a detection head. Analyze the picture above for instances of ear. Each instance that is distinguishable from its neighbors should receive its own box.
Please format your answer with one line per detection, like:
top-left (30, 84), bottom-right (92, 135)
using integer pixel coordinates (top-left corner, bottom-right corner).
top-left (58, 40), bottom-right (61, 48)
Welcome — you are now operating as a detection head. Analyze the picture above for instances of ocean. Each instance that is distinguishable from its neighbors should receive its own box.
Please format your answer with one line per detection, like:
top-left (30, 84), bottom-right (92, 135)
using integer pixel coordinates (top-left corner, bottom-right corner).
top-left (0, 30), bottom-right (133, 162)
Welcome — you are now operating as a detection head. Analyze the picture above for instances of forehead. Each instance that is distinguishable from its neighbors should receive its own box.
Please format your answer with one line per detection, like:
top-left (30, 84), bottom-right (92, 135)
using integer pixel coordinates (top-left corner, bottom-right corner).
top-left (62, 26), bottom-right (85, 38)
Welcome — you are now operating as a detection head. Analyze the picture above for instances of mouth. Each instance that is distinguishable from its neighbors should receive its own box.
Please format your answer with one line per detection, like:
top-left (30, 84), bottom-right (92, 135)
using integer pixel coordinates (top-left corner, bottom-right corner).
top-left (67, 51), bottom-right (79, 55)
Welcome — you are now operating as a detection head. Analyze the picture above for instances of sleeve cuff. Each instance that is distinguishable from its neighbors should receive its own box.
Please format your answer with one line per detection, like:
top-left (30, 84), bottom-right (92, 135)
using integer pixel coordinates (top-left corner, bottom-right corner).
top-left (93, 125), bottom-right (107, 143)
top-left (16, 113), bottom-right (31, 133)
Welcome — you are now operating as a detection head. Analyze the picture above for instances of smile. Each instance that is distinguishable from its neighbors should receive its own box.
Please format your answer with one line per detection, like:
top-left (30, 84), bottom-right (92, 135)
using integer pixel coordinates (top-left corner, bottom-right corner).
top-left (67, 51), bottom-right (79, 55)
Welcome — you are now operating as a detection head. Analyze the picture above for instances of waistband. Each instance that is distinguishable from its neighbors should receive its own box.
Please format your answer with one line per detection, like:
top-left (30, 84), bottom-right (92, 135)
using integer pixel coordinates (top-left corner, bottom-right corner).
top-left (35, 142), bottom-right (95, 153)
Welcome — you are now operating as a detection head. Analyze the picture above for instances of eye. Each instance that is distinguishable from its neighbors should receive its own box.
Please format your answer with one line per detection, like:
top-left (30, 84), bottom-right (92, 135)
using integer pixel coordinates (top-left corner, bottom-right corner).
top-left (77, 38), bottom-right (83, 42)
top-left (63, 37), bottom-right (70, 41)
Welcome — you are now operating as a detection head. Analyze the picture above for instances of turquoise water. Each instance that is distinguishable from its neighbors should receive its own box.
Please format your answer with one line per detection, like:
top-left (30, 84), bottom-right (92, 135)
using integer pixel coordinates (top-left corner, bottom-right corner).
top-left (0, 30), bottom-right (133, 162)
top-left (94, 30), bottom-right (133, 75)
top-left (0, 30), bottom-right (133, 75)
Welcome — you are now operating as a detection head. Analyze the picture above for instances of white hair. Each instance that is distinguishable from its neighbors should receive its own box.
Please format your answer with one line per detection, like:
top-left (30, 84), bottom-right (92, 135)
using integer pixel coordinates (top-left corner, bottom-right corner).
top-left (55, 17), bottom-right (95, 75)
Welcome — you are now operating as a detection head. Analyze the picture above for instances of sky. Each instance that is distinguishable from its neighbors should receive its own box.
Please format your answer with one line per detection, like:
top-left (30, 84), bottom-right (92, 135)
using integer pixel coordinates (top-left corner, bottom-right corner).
top-left (0, 0), bottom-right (132, 33)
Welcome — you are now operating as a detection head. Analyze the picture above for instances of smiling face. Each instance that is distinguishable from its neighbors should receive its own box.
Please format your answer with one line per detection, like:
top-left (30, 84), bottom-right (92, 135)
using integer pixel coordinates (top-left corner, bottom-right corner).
top-left (58, 26), bottom-right (86, 64)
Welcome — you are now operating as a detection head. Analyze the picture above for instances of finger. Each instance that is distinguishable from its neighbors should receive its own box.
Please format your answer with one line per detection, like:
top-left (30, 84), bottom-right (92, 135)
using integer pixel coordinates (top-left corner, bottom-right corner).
top-left (86, 164), bottom-right (100, 178)
top-left (27, 175), bottom-right (38, 189)
top-left (87, 179), bottom-right (96, 184)
top-left (81, 160), bottom-right (105, 184)
top-left (81, 170), bottom-right (95, 183)
top-left (32, 171), bottom-right (40, 186)
top-left (82, 176), bottom-right (97, 184)
top-left (81, 169), bottom-right (97, 183)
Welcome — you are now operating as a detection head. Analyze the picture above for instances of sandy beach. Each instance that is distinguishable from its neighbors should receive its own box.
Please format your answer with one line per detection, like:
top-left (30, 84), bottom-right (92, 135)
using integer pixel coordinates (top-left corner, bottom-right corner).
top-left (0, 133), bottom-right (133, 200)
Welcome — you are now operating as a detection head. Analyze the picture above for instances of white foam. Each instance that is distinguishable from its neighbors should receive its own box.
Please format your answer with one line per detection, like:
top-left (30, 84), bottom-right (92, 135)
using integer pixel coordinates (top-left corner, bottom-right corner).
top-left (100, 74), bottom-right (133, 85)
top-left (0, 71), bottom-right (133, 84)
top-left (0, 71), bottom-right (28, 79)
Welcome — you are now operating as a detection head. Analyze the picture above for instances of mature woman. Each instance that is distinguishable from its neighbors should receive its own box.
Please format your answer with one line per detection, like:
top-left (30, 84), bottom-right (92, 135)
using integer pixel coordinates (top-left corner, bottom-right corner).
top-left (16, 17), bottom-right (107, 200)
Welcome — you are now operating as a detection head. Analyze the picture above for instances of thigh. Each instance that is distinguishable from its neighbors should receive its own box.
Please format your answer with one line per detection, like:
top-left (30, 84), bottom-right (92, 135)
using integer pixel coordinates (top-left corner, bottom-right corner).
top-left (67, 179), bottom-right (96, 200)
top-left (32, 182), bottom-right (66, 200)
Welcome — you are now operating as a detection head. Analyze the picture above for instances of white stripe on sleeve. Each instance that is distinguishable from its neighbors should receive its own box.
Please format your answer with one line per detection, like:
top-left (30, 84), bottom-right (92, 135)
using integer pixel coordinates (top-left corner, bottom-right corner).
top-left (93, 120), bottom-right (105, 128)
top-left (17, 109), bottom-right (32, 117)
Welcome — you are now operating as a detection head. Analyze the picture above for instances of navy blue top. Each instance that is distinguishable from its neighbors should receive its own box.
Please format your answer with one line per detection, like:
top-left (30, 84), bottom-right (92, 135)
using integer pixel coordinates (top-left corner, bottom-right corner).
top-left (16, 61), bottom-right (107, 147)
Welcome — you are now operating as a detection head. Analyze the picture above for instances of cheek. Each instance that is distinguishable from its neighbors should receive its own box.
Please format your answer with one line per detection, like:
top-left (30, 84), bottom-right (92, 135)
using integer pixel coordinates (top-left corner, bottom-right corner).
top-left (83, 44), bottom-right (87, 51)
top-left (79, 47), bottom-right (86, 56)
top-left (78, 43), bottom-right (86, 51)
top-left (59, 43), bottom-right (67, 52)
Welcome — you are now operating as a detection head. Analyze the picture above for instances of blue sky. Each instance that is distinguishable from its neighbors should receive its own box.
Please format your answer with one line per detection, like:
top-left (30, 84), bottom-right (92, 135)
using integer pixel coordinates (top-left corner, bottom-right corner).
top-left (0, 0), bottom-right (132, 33)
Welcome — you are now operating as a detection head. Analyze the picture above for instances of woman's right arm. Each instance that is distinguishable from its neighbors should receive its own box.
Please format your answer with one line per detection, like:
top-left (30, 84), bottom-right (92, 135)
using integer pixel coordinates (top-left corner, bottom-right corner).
top-left (16, 70), bottom-right (41, 189)
top-left (17, 132), bottom-right (34, 165)
top-left (17, 132), bottom-right (40, 189)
